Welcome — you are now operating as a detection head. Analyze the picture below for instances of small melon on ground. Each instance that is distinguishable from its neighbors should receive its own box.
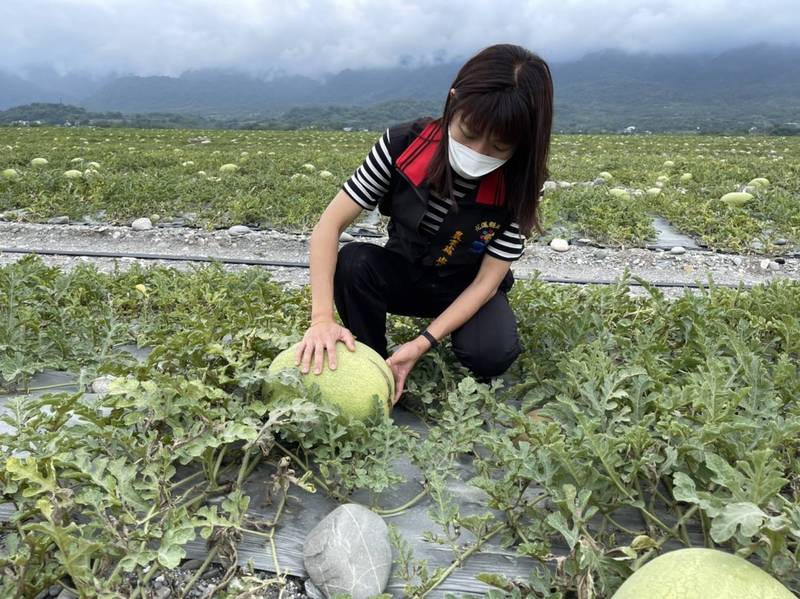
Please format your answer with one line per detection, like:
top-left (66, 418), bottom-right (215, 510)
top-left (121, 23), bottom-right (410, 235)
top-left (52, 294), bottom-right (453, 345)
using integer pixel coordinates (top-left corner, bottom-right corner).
top-left (266, 340), bottom-right (394, 421)
top-left (611, 548), bottom-right (794, 599)
top-left (679, 173), bottom-right (693, 183)
top-left (30, 157), bottom-right (48, 167)
top-left (219, 163), bottom-right (239, 173)
top-left (748, 177), bottom-right (770, 190)
top-left (2, 168), bottom-right (20, 180)
top-left (609, 187), bottom-right (630, 199)
top-left (720, 191), bottom-right (753, 207)
top-left (598, 171), bottom-right (613, 181)
top-left (64, 169), bottom-right (83, 179)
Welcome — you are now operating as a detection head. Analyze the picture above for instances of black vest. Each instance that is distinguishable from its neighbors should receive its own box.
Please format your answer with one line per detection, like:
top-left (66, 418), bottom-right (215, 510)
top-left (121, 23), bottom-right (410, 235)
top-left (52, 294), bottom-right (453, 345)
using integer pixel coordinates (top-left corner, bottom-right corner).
top-left (378, 118), bottom-right (515, 290)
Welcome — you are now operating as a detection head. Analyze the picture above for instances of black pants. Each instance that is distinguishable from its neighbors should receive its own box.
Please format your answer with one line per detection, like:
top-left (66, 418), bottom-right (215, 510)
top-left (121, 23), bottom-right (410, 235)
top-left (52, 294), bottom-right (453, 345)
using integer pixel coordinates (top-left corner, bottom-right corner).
top-left (333, 242), bottom-right (522, 379)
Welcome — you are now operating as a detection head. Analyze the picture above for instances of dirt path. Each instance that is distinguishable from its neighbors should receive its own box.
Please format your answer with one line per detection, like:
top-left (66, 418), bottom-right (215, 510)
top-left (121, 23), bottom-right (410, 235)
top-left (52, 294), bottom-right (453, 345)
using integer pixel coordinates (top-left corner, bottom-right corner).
top-left (2, 222), bottom-right (798, 298)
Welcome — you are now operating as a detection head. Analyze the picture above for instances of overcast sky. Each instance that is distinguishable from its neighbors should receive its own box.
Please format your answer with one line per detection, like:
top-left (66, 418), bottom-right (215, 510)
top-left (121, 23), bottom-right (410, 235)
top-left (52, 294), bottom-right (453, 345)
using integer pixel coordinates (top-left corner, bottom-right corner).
top-left (3, 0), bottom-right (799, 80)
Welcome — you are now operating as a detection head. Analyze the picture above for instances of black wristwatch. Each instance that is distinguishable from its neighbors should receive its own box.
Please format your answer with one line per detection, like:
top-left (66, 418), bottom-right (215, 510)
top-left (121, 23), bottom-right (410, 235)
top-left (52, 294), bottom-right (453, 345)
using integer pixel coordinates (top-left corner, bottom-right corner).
top-left (419, 329), bottom-right (439, 349)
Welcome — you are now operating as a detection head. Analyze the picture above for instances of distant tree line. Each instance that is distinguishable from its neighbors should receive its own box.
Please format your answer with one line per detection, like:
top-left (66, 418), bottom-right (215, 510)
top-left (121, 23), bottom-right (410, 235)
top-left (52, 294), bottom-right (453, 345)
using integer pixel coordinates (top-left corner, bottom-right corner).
top-left (1, 102), bottom-right (798, 135)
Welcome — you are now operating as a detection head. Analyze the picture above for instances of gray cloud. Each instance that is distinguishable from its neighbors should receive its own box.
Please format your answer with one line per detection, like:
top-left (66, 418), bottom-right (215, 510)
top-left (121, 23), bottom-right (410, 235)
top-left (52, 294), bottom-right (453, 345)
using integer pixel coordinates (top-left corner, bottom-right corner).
top-left (2, 0), bottom-right (799, 79)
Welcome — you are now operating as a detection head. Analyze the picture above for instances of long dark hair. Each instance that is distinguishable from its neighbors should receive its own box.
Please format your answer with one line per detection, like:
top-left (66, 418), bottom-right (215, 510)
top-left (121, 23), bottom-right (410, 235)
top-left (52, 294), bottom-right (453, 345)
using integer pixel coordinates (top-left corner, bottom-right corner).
top-left (414, 44), bottom-right (553, 238)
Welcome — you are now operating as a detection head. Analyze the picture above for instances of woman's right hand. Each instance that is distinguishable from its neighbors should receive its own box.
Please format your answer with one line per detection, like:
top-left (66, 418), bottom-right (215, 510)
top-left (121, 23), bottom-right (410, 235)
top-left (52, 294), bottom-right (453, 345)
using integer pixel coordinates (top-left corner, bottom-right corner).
top-left (295, 319), bottom-right (356, 375)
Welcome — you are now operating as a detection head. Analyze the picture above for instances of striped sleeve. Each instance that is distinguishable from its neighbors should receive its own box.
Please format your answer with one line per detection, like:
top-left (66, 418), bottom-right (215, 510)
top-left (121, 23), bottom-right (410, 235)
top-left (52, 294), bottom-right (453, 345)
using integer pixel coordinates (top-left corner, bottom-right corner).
top-left (341, 128), bottom-right (393, 211)
top-left (486, 221), bottom-right (526, 261)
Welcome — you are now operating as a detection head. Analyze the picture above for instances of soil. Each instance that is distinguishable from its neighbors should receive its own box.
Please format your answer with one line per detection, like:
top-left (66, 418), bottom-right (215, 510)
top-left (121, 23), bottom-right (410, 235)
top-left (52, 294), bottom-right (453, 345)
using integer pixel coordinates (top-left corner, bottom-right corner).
top-left (2, 221), bottom-right (798, 300)
top-left (5, 220), bottom-right (798, 596)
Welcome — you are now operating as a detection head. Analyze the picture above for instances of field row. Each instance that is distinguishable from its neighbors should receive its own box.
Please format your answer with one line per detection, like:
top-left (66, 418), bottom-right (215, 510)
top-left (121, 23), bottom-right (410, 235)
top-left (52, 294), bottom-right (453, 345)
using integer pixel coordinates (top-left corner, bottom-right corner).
top-left (1, 127), bottom-right (799, 254)
top-left (1, 255), bottom-right (798, 596)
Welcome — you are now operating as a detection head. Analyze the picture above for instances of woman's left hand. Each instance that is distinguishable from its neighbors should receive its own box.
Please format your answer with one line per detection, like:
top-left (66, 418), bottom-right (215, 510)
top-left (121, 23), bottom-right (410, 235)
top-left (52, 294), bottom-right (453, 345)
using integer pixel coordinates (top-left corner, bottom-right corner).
top-left (386, 338), bottom-right (428, 406)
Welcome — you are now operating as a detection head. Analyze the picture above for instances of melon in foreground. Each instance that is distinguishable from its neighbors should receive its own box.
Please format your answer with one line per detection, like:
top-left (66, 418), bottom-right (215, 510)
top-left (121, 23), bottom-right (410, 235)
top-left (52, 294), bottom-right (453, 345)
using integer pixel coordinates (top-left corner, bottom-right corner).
top-left (266, 340), bottom-right (394, 421)
top-left (612, 548), bottom-right (794, 599)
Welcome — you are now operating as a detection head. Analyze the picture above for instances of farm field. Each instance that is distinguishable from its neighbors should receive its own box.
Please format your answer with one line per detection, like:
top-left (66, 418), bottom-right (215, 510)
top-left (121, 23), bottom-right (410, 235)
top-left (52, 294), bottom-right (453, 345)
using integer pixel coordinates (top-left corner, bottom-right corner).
top-left (1, 125), bottom-right (799, 598)
top-left (1, 127), bottom-right (799, 255)
top-left (0, 253), bottom-right (799, 597)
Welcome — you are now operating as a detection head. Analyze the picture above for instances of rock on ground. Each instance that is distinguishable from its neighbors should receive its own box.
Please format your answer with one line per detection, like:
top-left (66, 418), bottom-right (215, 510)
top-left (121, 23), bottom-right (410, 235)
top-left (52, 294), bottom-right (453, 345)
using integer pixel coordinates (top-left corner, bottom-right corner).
top-left (303, 503), bottom-right (392, 599)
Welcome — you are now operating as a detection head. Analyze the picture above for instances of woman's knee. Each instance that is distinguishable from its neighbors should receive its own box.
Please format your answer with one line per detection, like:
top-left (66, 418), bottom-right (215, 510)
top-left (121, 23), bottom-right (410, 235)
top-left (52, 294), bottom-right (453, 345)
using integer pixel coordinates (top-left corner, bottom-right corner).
top-left (451, 295), bottom-right (523, 378)
top-left (453, 336), bottom-right (522, 378)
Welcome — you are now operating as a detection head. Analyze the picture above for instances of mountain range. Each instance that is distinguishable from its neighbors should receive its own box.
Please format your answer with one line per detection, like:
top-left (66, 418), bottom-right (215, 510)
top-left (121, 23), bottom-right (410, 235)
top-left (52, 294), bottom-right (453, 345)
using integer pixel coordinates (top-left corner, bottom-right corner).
top-left (2, 43), bottom-right (799, 133)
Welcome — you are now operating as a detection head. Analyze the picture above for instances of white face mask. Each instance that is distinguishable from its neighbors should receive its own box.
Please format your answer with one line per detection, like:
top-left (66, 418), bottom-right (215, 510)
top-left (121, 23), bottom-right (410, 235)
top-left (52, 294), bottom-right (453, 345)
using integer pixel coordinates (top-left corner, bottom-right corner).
top-left (447, 124), bottom-right (510, 179)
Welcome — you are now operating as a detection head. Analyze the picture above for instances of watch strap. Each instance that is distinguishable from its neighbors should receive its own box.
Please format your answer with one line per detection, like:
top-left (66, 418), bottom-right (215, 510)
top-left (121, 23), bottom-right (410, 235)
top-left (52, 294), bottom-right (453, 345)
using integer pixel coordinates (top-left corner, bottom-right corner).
top-left (419, 329), bottom-right (439, 349)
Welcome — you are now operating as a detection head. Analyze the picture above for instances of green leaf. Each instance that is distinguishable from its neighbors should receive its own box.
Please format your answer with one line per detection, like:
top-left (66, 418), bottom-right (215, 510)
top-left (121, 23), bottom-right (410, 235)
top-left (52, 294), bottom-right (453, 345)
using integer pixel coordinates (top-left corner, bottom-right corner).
top-left (630, 534), bottom-right (658, 551)
top-left (221, 489), bottom-right (251, 521)
top-left (194, 505), bottom-right (232, 539)
top-left (5, 457), bottom-right (57, 497)
top-left (220, 421), bottom-right (259, 443)
top-left (546, 511), bottom-right (578, 550)
top-left (156, 507), bottom-right (198, 569)
top-left (476, 572), bottom-right (511, 590)
top-left (710, 502), bottom-right (766, 543)
top-left (672, 472), bottom-right (699, 504)
top-left (157, 542), bottom-right (186, 570)
top-left (672, 471), bottom-right (724, 517)
top-left (705, 452), bottom-right (747, 496)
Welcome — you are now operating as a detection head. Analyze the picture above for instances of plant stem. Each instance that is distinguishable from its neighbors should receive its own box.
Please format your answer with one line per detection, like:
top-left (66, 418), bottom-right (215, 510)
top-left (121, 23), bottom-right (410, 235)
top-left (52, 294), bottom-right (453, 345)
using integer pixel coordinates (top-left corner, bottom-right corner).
top-left (236, 449), bottom-right (252, 488)
top-left (179, 545), bottom-right (219, 599)
top-left (106, 555), bottom-right (128, 587)
top-left (211, 445), bottom-right (228, 484)
top-left (654, 504), bottom-right (700, 550)
top-left (242, 452), bottom-right (263, 481)
top-left (269, 521), bottom-right (283, 577)
top-left (235, 526), bottom-right (273, 538)
top-left (373, 487), bottom-right (430, 516)
top-left (602, 511), bottom-right (642, 536)
top-left (274, 440), bottom-right (332, 495)
top-left (24, 382), bottom-right (78, 392)
top-left (632, 477), bottom-right (673, 537)
top-left (169, 469), bottom-right (206, 491)
top-left (131, 562), bottom-right (161, 599)
top-left (418, 522), bottom-right (507, 598)
top-left (699, 509), bottom-right (714, 548)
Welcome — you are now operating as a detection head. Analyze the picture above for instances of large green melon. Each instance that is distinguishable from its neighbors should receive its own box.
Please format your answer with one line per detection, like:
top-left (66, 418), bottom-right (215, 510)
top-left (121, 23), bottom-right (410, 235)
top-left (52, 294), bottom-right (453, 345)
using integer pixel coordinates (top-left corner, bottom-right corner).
top-left (266, 340), bottom-right (394, 421)
top-left (612, 548), bottom-right (794, 599)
